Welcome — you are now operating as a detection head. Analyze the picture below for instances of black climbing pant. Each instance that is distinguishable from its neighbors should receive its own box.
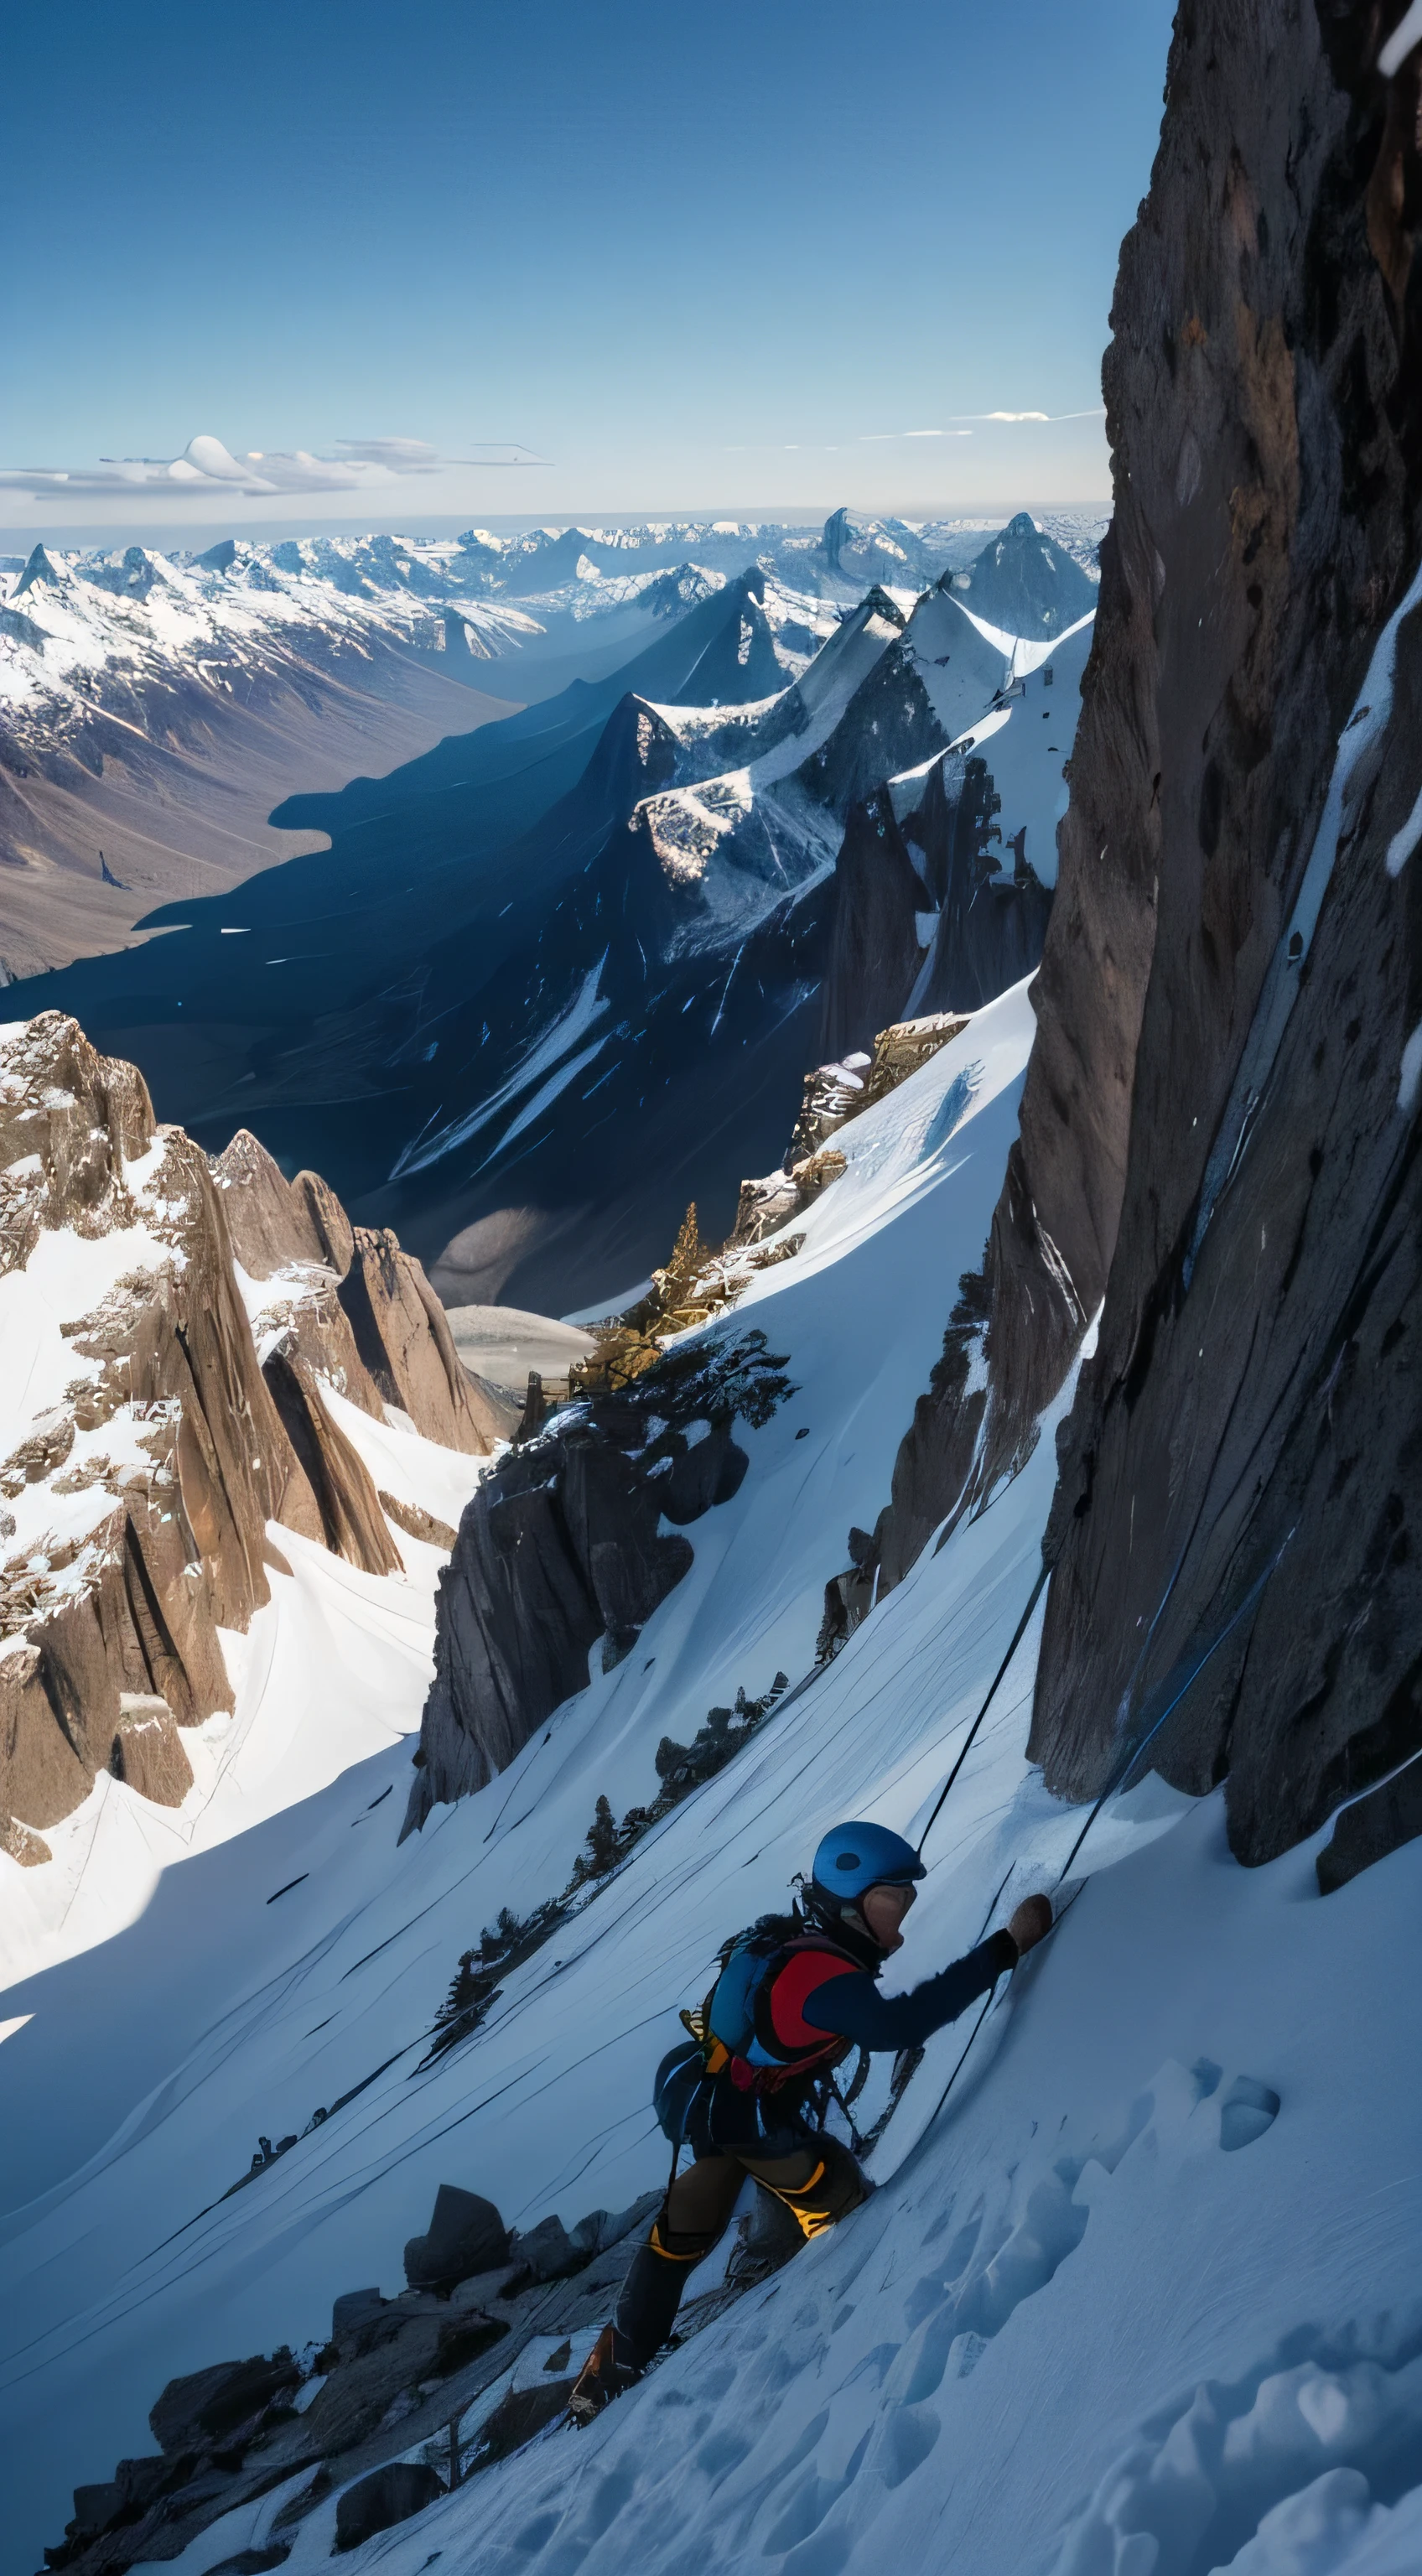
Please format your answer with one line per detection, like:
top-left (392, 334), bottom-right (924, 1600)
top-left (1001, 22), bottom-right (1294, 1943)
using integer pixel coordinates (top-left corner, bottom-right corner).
top-left (615, 2135), bottom-right (867, 2368)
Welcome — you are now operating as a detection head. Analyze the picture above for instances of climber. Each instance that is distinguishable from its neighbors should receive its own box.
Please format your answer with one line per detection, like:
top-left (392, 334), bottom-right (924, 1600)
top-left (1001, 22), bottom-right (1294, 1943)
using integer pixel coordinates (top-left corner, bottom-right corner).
top-left (568, 1820), bottom-right (1051, 2421)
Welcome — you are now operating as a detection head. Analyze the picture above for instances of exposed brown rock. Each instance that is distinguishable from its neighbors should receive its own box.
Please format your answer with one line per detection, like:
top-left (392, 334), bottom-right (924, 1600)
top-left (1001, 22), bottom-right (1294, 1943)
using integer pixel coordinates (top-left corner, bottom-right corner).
top-left (862, 1010), bottom-right (972, 1109)
top-left (261, 1354), bottom-right (403, 1576)
top-left (0, 1018), bottom-right (306, 1836)
top-left (290, 1168), bottom-right (355, 1278)
top-left (0, 1810), bottom-right (51, 1866)
top-left (339, 1228), bottom-right (513, 1452)
top-left (378, 1490), bottom-right (458, 1551)
top-left (110, 1693), bottom-right (195, 1807)
top-left (0, 1011), bottom-right (490, 1852)
top-left (210, 1130), bottom-right (333, 1280)
top-left (209, 1134), bottom-right (383, 1419)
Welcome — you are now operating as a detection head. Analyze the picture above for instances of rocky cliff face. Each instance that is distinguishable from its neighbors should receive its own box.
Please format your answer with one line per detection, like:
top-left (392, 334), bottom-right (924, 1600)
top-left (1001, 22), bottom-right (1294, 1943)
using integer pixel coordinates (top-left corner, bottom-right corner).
top-left (0, 1025), bottom-right (506, 1856)
top-left (404, 1333), bottom-right (794, 1831)
top-left (817, 750), bottom-right (1054, 1062)
top-left (0, 1021), bottom-right (300, 1848)
top-left (866, 0), bottom-right (1422, 1868)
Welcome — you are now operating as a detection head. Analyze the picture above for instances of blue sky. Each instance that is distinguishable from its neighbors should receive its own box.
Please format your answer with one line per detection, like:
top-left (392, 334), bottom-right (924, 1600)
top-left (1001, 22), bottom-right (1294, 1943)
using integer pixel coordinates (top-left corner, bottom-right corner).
top-left (2, 0), bottom-right (1175, 533)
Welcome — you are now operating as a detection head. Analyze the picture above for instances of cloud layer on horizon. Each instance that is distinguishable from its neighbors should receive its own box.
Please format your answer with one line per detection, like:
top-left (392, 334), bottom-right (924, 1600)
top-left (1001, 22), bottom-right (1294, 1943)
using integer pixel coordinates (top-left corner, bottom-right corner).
top-left (0, 433), bottom-right (549, 502)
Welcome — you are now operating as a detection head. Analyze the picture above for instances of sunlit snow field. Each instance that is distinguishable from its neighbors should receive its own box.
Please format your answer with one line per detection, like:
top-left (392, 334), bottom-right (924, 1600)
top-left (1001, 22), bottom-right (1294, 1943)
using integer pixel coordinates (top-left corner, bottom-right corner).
top-left (1, 984), bottom-right (1418, 2576)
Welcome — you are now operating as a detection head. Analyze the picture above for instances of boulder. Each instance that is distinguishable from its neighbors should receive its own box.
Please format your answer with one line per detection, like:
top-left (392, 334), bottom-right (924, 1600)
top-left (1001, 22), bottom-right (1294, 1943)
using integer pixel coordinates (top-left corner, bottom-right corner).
top-left (378, 1489), bottom-right (458, 1551)
top-left (110, 1695), bottom-right (194, 1807)
top-left (149, 2351), bottom-right (300, 2454)
top-left (469, 2380), bottom-right (573, 2468)
top-left (70, 2482), bottom-right (124, 2536)
top-left (403, 2184), bottom-right (508, 2291)
top-left (335, 2462), bottom-right (443, 2552)
top-left (568, 2191), bottom-right (661, 2260)
top-left (505, 2214), bottom-right (582, 2284)
top-left (330, 2288), bottom-right (384, 2340)
top-left (657, 1426), bottom-right (749, 1526)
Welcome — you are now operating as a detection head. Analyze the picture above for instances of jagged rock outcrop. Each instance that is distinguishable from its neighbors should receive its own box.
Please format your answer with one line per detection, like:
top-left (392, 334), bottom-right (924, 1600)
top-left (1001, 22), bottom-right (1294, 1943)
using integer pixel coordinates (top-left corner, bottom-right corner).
top-left (732, 1013), bottom-right (969, 1251)
top-left (905, 752), bottom-right (1054, 1014)
top-left (339, 1228), bottom-right (513, 1453)
top-left (866, 3), bottom-right (1422, 1869)
top-left (405, 1335), bottom-right (789, 1830)
top-left (39, 2179), bottom-right (663, 2576)
top-left (403, 2185), bottom-right (509, 2292)
top-left (816, 798), bottom-right (932, 1061)
top-left (109, 1695), bottom-right (195, 1806)
top-left (211, 1129), bottom-right (349, 1283)
top-left (0, 1021), bottom-right (498, 1853)
top-left (405, 1427), bottom-right (696, 1827)
top-left (817, 740), bottom-right (1053, 1064)
top-left (0, 1016), bottom-right (304, 1838)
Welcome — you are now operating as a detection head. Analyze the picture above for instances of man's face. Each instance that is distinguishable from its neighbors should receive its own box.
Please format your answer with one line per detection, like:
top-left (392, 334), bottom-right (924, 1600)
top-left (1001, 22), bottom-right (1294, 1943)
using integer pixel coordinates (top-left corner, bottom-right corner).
top-left (860, 1879), bottom-right (917, 1952)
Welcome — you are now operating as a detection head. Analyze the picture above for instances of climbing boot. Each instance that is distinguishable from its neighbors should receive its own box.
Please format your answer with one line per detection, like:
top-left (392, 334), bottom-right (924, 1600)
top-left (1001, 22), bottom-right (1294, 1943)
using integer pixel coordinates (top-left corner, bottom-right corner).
top-left (567, 2324), bottom-right (642, 2425)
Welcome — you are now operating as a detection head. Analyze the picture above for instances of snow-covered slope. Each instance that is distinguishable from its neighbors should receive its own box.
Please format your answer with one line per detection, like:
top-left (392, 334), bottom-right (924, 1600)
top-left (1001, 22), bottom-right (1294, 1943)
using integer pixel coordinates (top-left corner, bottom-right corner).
top-left (626, 590), bottom-right (911, 958)
top-left (3, 984), bottom-right (1417, 2576)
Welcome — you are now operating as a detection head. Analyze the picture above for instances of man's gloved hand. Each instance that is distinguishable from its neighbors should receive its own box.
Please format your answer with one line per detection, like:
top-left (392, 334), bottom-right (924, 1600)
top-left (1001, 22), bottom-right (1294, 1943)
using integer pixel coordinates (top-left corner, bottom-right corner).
top-left (1007, 1893), bottom-right (1053, 1957)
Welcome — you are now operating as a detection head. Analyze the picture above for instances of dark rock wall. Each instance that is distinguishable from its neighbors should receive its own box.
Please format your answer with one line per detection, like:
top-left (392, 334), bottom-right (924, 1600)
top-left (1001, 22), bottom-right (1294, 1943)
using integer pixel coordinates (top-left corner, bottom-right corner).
top-left (1030, 0), bottom-right (1422, 1862)
top-left (817, 752), bottom-right (1054, 1064)
top-left (817, 798), bottom-right (931, 1062)
top-left (869, 2), bottom-right (1422, 1867)
top-left (404, 1408), bottom-right (724, 1832)
top-left (405, 1358), bottom-right (770, 1831)
top-left (908, 753), bottom-right (1055, 1015)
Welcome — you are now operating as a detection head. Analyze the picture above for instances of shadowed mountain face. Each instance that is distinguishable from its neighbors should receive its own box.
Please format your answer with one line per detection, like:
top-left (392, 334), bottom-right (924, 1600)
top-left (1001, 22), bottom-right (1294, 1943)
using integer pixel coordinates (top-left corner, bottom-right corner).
top-left (944, 512), bottom-right (1099, 636)
top-left (0, 523), bottom-right (1087, 1316)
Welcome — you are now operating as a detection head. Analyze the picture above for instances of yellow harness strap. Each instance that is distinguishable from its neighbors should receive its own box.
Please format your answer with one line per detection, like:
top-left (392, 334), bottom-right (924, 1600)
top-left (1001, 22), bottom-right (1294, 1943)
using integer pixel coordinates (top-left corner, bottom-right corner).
top-left (649, 2219), bottom-right (707, 2263)
top-left (764, 2159), bottom-right (835, 2241)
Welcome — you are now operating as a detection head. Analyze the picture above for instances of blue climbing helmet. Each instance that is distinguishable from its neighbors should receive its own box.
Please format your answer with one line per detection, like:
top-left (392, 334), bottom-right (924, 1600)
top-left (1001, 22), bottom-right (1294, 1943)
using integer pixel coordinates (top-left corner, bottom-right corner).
top-left (811, 1820), bottom-right (926, 1904)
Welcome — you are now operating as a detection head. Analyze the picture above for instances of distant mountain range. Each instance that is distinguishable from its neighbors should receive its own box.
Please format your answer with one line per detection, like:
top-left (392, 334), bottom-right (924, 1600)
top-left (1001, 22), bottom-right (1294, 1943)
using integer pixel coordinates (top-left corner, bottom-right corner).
top-left (0, 514), bottom-right (1099, 1312)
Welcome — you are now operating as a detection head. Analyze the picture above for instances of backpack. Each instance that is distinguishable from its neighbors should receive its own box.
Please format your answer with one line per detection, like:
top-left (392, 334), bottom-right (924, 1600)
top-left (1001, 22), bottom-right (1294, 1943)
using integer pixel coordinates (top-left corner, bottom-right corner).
top-left (681, 1910), bottom-right (859, 2098)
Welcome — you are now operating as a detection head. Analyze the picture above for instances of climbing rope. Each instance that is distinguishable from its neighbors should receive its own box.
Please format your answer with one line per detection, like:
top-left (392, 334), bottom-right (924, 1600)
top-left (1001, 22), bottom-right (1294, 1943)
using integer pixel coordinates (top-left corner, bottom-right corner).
top-left (917, 1535), bottom-right (1293, 2138)
top-left (914, 1561), bottom-right (1051, 1857)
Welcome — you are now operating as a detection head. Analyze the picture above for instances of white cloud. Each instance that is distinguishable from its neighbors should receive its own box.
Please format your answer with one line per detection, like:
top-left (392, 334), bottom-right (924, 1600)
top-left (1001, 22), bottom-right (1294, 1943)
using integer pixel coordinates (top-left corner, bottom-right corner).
top-left (859, 429), bottom-right (973, 443)
top-left (857, 408), bottom-right (1105, 441)
top-left (950, 408), bottom-right (1106, 423)
top-left (0, 430), bottom-right (549, 501)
